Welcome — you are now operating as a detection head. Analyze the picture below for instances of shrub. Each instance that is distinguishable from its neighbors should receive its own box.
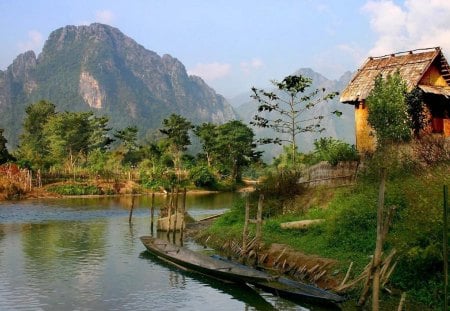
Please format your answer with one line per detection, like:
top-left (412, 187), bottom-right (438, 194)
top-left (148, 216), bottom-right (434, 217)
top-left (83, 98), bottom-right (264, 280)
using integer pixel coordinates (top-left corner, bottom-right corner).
top-left (189, 166), bottom-right (217, 189)
top-left (313, 137), bottom-right (359, 166)
top-left (47, 183), bottom-right (102, 195)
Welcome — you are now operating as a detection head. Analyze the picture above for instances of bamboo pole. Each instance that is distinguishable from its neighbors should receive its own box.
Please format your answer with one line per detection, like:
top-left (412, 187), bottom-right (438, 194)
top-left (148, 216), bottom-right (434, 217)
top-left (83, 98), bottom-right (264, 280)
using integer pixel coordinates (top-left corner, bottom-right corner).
top-left (172, 187), bottom-right (179, 242)
top-left (180, 187), bottom-right (186, 245)
top-left (128, 195), bottom-right (135, 223)
top-left (166, 187), bottom-right (174, 238)
top-left (150, 192), bottom-right (155, 234)
top-left (444, 185), bottom-right (448, 311)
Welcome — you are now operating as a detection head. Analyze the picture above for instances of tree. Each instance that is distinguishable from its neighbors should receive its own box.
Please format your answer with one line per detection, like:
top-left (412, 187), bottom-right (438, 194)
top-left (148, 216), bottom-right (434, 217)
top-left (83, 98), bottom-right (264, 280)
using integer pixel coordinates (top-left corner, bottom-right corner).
top-left (366, 72), bottom-right (412, 147)
top-left (406, 87), bottom-right (427, 137)
top-left (214, 120), bottom-right (261, 183)
top-left (364, 72), bottom-right (411, 310)
top-left (251, 75), bottom-right (340, 164)
top-left (113, 126), bottom-right (139, 166)
top-left (159, 114), bottom-right (194, 180)
top-left (44, 111), bottom-right (92, 169)
top-left (194, 122), bottom-right (217, 167)
top-left (0, 129), bottom-right (12, 164)
top-left (16, 100), bottom-right (56, 169)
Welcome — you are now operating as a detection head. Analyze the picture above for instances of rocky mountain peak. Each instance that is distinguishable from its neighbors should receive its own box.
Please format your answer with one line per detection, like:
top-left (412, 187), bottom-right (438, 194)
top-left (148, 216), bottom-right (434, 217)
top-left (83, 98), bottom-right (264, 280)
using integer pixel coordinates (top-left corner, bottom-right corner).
top-left (0, 23), bottom-right (236, 148)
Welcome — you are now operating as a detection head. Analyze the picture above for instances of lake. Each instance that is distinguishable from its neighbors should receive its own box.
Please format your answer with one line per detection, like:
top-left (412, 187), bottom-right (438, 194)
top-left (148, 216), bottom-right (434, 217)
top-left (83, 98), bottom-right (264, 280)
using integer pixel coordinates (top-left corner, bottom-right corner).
top-left (0, 193), bottom-right (334, 311)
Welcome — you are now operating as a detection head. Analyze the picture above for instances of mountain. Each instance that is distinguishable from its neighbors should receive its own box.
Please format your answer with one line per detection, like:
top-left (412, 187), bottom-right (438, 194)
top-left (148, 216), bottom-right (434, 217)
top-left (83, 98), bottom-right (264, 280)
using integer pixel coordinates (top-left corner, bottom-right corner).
top-left (234, 68), bottom-right (355, 162)
top-left (0, 23), bottom-right (236, 148)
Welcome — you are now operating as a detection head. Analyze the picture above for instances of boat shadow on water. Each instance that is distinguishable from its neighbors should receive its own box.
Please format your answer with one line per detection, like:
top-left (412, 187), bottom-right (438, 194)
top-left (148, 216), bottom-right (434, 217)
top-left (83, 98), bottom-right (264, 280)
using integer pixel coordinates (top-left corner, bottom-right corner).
top-left (139, 250), bottom-right (277, 311)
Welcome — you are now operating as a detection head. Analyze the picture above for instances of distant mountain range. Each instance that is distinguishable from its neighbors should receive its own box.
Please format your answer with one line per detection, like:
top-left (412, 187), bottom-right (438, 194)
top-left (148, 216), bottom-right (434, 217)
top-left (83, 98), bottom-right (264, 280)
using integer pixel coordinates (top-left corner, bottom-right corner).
top-left (0, 23), bottom-right (355, 161)
top-left (232, 68), bottom-right (355, 161)
top-left (0, 23), bottom-right (236, 148)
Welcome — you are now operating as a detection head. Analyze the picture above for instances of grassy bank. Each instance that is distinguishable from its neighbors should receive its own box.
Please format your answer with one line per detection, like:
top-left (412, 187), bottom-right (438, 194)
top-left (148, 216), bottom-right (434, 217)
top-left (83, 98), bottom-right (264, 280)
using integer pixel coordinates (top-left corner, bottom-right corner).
top-left (200, 162), bottom-right (449, 309)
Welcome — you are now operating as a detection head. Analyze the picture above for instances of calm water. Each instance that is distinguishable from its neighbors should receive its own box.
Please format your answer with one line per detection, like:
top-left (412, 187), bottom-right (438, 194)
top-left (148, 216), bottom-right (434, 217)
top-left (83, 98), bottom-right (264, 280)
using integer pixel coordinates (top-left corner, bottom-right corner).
top-left (0, 193), bottom-right (334, 311)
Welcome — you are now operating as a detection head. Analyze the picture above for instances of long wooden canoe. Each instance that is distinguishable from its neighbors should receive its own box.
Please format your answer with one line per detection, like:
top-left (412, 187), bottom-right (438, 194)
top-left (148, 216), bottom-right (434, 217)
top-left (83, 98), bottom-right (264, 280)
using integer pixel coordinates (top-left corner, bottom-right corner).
top-left (140, 236), bottom-right (273, 284)
top-left (211, 255), bottom-right (346, 306)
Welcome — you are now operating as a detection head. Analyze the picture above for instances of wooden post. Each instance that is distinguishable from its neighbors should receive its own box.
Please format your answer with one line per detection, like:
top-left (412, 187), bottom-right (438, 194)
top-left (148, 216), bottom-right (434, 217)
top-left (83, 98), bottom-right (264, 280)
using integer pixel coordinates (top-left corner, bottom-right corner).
top-left (372, 168), bottom-right (386, 311)
top-left (444, 185), bottom-right (448, 311)
top-left (150, 192), bottom-right (155, 234)
top-left (172, 187), bottom-right (179, 242)
top-left (242, 194), bottom-right (250, 257)
top-left (128, 195), bottom-right (135, 223)
top-left (180, 187), bottom-right (187, 245)
top-left (167, 187), bottom-right (174, 238)
top-left (255, 194), bottom-right (263, 265)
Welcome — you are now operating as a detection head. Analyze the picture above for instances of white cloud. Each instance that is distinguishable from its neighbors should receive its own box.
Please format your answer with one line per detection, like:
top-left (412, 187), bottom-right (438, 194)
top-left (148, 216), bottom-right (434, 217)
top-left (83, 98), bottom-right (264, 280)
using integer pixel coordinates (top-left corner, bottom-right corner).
top-left (96, 10), bottom-right (115, 24)
top-left (363, 0), bottom-right (450, 56)
top-left (240, 58), bottom-right (264, 74)
top-left (18, 30), bottom-right (44, 53)
top-left (187, 62), bottom-right (231, 81)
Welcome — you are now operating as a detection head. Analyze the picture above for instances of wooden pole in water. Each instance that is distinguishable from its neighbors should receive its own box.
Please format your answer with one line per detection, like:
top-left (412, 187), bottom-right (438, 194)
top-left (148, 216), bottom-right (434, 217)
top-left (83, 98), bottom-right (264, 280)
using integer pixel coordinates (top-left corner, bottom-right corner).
top-left (150, 191), bottom-right (155, 234)
top-left (444, 185), bottom-right (448, 311)
top-left (172, 187), bottom-right (179, 242)
top-left (128, 195), bottom-right (135, 223)
top-left (180, 188), bottom-right (186, 245)
top-left (242, 194), bottom-right (250, 257)
top-left (167, 187), bottom-right (174, 238)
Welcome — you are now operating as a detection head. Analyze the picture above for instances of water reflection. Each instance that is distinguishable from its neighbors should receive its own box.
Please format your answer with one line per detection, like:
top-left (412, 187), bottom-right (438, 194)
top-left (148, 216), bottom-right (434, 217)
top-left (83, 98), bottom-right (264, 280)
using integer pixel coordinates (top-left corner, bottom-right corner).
top-left (0, 194), bottom-right (332, 310)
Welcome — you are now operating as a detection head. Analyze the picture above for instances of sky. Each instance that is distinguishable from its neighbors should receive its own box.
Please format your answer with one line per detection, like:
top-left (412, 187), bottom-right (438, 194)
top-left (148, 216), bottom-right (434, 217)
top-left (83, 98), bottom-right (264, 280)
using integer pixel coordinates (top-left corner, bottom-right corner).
top-left (1, 0), bottom-right (450, 98)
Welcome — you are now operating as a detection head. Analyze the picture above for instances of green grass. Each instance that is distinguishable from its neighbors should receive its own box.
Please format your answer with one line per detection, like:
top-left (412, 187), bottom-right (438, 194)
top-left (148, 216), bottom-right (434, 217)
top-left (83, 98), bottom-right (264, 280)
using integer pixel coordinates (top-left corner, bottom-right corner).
top-left (47, 183), bottom-right (102, 195)
top-left (202, 162), bottom-right (450, 309)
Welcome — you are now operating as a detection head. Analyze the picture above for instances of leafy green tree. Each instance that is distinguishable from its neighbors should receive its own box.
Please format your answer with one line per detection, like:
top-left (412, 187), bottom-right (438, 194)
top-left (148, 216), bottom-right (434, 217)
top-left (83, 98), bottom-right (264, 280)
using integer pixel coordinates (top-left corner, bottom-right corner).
top-left (89, 116), bottom-right (113, 151)
top-left (366, 72), bottom-right (412, 147)
top-left (194, 122), bottom-right (217, 167)
top-left (16, 100), bottom-right (56, 169)
top-left (214, 120), bottom-right (261, 182)
top-left (159, 114), bottom-right (194, 176)
top-left (44, 111), bottom-right (93, 169)
top-left (113, 126), bottom-right (140, 166)
top-left (406, 87), bottom-right (427, 138)
top-left (251, 75), bottom-right (340, 164)
top-left (365, 72), bottom-right (412, 310)
top-left (0, 129), bottom-right (12, 164)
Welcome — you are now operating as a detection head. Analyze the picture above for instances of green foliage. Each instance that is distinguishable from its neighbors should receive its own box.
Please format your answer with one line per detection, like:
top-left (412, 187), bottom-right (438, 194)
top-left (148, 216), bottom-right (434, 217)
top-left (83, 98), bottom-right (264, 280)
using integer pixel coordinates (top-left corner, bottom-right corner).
top-left (313, 137), bottom-right (359, 165)
top-left (0, 129), bottom-right (13, 164)
top-left (251, 74), bottom-right (340, 164)
top-left (189, 165), bottom-right (217, 189)
top-left (366, 72), bottom-right (412, 147)
top-left (256, 169), bottom-right (304, 216)
top-left (47, 184), bottom-right (102, 195)
top-left (16, 100), bottom-right (56, 170)
top-left (406, 87), bottom-right (427, 137)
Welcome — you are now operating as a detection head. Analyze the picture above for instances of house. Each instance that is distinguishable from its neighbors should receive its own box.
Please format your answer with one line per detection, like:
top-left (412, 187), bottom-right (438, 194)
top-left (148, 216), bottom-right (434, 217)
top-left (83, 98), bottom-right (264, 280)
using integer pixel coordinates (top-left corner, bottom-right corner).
top-left (340, 47), bottom-right (450, 153)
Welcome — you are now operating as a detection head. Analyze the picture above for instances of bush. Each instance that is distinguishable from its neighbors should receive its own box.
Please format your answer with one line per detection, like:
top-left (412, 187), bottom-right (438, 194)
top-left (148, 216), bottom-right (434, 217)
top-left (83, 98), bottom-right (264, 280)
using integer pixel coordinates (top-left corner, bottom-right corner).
top-left (189, 166), bottom-right (217, 189)
top-left (313, 137), bottom-right (359, 166)
top-left (47, 183), bottom-right (102, 195)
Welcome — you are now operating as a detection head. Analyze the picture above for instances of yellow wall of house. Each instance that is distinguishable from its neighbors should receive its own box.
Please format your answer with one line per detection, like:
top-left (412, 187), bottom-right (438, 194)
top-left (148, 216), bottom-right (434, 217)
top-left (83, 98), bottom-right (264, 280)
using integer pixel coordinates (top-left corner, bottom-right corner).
top-left (420, 65), bottom-right (449, 87)
top-left (421, 65), bottom-right (450, 137)
top-left (444, 119), bottom-right (450, 137)
top-left (355, 102), bottom-right (376, 153)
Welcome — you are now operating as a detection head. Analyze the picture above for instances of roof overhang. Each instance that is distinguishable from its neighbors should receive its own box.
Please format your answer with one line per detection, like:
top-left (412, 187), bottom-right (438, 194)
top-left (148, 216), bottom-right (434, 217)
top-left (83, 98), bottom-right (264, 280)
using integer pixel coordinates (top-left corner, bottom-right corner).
top-left (418, 84), bottom-right (450, 98)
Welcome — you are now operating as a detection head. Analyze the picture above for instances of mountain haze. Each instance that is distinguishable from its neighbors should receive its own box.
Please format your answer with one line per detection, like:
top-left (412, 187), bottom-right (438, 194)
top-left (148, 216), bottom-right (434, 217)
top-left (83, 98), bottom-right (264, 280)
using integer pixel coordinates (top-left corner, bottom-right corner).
top-left (0, 23), bottom-right (236, 147)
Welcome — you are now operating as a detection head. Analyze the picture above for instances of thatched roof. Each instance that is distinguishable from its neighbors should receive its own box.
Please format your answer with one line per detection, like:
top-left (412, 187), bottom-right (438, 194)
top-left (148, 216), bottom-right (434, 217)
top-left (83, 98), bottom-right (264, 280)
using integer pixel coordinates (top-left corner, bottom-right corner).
top-left (340, 47), bottom-right (450, 103)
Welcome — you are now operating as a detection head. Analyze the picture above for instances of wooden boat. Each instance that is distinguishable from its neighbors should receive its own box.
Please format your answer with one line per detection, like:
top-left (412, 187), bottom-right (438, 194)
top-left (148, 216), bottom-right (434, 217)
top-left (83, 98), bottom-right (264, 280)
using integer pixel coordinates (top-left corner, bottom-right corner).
top-left (140, 236), bottom-right (273, 284)
top-left (253, 276), bottom-right (346, 306)
top-left (211, 255), bottom-right (346, 306)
